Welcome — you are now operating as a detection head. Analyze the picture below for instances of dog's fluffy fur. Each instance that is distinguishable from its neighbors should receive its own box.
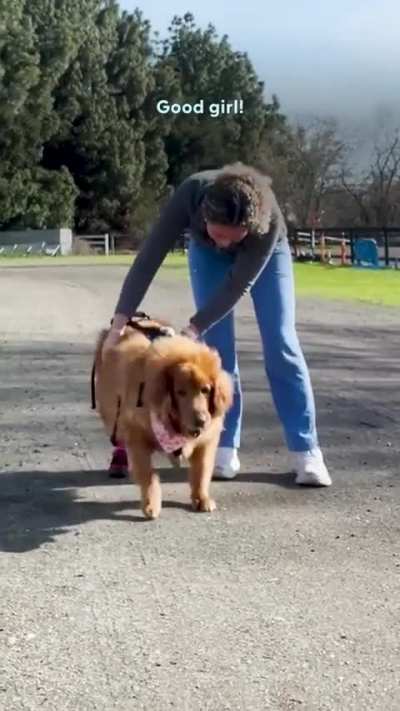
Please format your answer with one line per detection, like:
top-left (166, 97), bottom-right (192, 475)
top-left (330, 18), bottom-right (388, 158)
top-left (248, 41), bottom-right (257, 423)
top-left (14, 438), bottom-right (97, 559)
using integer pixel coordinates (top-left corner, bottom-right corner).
top-left (93, 325), bottom-right (233, 519)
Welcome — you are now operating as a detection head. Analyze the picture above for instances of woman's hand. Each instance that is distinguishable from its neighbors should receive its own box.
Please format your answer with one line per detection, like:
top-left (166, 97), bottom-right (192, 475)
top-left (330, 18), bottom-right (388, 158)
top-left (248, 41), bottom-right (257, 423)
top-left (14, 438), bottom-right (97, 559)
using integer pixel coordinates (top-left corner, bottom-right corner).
top-left (102, 313), bottom-right (129, 357)
top-left (180, 323), bottom-right (200, 340)
top-left (102, 325), bottom-right (125, 357)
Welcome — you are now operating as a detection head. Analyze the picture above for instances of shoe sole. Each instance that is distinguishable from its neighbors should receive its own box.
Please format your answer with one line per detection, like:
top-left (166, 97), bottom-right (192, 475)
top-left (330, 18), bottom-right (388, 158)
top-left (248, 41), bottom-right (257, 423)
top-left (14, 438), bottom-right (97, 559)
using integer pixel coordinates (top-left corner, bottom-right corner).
top-left (295, 474), bottom-right (332, 487)
top-left (212, 468), bottom-right (239, 481)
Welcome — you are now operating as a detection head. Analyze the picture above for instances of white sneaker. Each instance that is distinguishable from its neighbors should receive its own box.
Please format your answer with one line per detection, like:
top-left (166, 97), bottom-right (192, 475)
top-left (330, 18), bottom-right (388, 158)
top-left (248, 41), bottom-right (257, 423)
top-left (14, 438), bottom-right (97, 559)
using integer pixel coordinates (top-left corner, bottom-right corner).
top-left (292, 447), bottom-right (332, 487)
top-left (213, 447), bottom-right (240, 480)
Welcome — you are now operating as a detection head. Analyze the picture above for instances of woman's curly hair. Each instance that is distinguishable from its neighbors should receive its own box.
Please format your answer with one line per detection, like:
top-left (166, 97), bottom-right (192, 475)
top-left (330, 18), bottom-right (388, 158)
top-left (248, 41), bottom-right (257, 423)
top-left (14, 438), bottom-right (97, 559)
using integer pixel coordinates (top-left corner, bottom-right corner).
top-left (202, 162), bottom-right (274, 234)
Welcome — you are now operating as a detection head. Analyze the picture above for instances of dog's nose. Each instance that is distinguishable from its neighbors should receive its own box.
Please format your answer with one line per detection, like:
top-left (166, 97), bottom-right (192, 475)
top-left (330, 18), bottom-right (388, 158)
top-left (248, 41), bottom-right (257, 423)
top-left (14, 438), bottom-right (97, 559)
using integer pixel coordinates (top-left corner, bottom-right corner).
top-left (188, 413), bottom-right (208, 437)
top-left (193, 413), bottom-right (207, 429)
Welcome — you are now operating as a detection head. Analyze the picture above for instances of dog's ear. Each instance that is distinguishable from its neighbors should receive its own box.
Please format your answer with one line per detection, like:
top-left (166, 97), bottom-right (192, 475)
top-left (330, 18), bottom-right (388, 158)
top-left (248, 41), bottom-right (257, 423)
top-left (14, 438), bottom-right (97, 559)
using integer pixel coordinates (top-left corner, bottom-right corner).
top-left (146, 364), bottom-right (176, 410)
top-left (210, 370), bottom-right (233, 416)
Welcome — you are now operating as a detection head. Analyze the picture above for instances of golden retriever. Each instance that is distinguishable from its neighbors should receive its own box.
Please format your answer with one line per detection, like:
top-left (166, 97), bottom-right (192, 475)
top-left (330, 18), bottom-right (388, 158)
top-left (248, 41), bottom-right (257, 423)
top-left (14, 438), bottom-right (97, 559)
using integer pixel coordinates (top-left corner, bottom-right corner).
top-left (93, 324), bottom-right (233, 519)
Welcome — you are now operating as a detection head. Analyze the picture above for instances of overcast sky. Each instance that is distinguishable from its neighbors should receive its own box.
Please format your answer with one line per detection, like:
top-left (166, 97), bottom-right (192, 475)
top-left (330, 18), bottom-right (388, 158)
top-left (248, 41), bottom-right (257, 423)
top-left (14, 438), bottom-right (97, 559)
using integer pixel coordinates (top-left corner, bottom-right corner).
top-left (120, 0), bottom-right (400, 128)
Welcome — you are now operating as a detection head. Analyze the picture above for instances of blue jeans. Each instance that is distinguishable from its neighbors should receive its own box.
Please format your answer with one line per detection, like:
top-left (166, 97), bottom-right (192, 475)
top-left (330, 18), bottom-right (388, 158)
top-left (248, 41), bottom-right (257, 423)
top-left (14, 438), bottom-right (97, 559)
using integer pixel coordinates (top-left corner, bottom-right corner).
top-left (188, 238), bottom-right (318, 452)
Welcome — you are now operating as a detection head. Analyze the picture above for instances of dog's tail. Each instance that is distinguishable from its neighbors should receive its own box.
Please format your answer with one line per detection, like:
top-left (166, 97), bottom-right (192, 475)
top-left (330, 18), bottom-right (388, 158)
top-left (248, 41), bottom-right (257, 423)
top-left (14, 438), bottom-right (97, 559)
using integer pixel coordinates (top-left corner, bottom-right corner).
top-left (91, 329), bottom-right (109, 410)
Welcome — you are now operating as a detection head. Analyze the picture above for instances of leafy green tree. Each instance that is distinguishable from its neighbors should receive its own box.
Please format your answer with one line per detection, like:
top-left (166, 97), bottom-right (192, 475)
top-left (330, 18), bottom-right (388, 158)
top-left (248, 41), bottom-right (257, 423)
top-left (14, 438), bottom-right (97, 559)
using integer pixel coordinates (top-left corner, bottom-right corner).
top-left (158, 13), bottom-right (286, 184)
top-left (41, 4), bottom-right (177, 232)
top-left (0, 0), bottom-right (90, 228)
top-left (0, 3), bottom-right (290, 234)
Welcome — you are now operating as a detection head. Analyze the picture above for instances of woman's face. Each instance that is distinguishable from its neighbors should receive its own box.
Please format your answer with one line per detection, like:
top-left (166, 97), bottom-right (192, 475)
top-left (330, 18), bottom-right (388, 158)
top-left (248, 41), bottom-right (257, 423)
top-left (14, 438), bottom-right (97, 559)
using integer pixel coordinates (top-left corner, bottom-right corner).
top-left (205, 222), bottom-right (248, 248)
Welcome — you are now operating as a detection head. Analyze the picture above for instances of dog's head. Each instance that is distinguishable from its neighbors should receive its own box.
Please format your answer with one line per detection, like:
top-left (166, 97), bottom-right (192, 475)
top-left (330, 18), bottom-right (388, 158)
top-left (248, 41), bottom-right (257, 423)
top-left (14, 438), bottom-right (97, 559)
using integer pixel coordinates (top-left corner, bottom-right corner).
top-left (144, 336), bottom-right (233, 438)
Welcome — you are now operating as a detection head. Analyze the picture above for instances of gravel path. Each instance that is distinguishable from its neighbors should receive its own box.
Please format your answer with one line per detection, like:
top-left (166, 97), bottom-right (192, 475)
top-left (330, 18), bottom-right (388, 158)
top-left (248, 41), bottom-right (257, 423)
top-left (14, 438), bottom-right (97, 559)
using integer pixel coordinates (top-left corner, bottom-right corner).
top-left (1, 263), bottom-right (399, 710)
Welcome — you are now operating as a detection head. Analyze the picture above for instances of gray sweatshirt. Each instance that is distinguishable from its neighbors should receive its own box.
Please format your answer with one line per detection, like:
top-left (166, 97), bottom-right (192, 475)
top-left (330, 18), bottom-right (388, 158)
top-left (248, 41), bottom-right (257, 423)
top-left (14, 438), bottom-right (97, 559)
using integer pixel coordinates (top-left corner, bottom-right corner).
top-left (115, 168), bottom-right (288, 334)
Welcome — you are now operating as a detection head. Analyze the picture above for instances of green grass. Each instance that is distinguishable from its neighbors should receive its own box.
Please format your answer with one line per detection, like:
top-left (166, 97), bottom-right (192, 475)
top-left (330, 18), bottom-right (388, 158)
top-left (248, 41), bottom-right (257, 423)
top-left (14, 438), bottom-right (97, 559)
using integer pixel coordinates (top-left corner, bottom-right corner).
top-left (294, 262), bottom-right (400, 307)
top-left (0, 252), bottom-right (188, 268)
top-left (1, 252), bottom-right (399, 306)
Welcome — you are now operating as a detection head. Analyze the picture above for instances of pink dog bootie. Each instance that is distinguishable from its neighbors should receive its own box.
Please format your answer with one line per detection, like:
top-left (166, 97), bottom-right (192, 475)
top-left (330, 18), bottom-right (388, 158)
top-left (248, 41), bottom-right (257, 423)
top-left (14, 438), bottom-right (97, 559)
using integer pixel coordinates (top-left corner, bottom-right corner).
top-left (108, 446), bottom-right (128, 479)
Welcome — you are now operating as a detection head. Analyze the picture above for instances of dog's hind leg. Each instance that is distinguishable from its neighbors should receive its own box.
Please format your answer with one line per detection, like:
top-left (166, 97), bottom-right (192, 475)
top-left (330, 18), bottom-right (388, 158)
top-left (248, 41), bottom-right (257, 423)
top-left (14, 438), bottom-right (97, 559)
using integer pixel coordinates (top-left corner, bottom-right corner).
top-left (126, 443), bottom-right (162, 520)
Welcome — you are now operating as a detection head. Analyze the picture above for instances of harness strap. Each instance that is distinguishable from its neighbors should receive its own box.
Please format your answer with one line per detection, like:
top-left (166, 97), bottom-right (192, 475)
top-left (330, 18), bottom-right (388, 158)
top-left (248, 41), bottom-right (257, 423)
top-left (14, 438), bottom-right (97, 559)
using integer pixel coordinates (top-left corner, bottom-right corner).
top-left (137, 381), bottom-right (145, 407)
top-left (110, 396), bottom-right (122, 447)
top-left (111, 311), bottom-right (150, 327)
top-left (91, 361), bottom-right (96, 410)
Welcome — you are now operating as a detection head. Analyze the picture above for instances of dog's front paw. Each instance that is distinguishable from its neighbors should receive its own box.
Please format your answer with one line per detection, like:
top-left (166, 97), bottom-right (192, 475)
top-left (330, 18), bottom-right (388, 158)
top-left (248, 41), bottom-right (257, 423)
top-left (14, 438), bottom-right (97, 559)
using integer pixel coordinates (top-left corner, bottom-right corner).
top-left (192, 496), bottom-right (217, 513)
top-left (142, 479), bottom-right (162, 520)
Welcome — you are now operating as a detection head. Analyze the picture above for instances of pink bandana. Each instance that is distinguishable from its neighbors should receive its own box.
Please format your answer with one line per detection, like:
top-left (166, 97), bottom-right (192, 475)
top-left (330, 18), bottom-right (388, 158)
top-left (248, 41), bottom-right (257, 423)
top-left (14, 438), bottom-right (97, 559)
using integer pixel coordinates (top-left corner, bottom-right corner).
top-left (150, 411), bottom-right (188, 454)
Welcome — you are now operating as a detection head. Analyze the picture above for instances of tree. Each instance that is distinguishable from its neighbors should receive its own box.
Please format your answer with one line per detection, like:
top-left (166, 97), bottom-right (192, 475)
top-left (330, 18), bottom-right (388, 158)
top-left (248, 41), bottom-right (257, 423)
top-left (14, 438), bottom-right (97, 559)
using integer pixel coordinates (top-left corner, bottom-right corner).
top-left (158, 13), bottom-right (286, 184)
top-left (341, 128), bottom-right (400, 226)
top-left (0, 4), bottom-right (292, 234)
top-left (0, 0), bottom-right (93, 228)
top-left (0, 0), bottom-right (39, 226)
top-left (43, 4), bottom-right (176, 232)
top-left (257, 118), bottom-right (347, 227)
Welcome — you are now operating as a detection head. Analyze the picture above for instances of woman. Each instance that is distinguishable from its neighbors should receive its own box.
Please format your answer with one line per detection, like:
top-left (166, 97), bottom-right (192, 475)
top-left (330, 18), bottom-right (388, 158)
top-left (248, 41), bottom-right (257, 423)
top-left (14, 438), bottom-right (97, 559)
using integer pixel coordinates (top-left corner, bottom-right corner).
top-left (103, 163), bottom-right (331, 486)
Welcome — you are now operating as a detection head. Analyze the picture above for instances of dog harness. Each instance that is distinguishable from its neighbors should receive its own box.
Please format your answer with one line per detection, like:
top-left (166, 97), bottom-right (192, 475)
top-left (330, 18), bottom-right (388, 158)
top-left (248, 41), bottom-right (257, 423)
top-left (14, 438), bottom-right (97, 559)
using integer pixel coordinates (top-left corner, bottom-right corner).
top-left (92, 312), bottom-right (183, 454)
top-left (90, 311), bottom-right (174, 411)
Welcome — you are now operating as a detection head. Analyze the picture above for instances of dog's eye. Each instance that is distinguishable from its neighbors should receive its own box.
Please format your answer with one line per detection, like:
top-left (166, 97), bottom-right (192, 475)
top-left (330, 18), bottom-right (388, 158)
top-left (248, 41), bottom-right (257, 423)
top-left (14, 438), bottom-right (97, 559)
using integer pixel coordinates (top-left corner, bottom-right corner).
top-left (177, 388), bottom-right (187, 397)
top-left (201, 385), bottom-right (211, 395)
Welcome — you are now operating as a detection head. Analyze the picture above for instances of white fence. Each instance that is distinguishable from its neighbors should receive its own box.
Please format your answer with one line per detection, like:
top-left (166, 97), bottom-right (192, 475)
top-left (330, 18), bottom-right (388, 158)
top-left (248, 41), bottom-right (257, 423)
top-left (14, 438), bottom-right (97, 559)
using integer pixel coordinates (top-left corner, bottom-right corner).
top-left (0, 241), bottom-right (60, 257)
top-left (76, 233), bottom-right (114, 255)
top-left (0, 230), bottom-right (116, 257)
top-left (0, 229), bottom-right (72, 256)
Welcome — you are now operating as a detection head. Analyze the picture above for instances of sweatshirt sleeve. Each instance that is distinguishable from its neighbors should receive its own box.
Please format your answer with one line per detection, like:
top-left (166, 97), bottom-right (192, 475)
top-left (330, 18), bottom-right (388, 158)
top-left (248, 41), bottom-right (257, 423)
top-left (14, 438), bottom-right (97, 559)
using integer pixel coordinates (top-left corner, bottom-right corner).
top-left (115, 177), bottom-right (196, 316)
top-left (190, 197), bottom-right (287, 335)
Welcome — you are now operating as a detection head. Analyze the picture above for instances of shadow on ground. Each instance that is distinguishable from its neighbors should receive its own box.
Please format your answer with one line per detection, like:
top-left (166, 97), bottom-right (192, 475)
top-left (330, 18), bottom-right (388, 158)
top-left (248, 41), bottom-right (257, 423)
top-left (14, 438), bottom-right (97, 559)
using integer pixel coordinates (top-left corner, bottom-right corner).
top-left (0, 465), bottom-right (325, 554)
